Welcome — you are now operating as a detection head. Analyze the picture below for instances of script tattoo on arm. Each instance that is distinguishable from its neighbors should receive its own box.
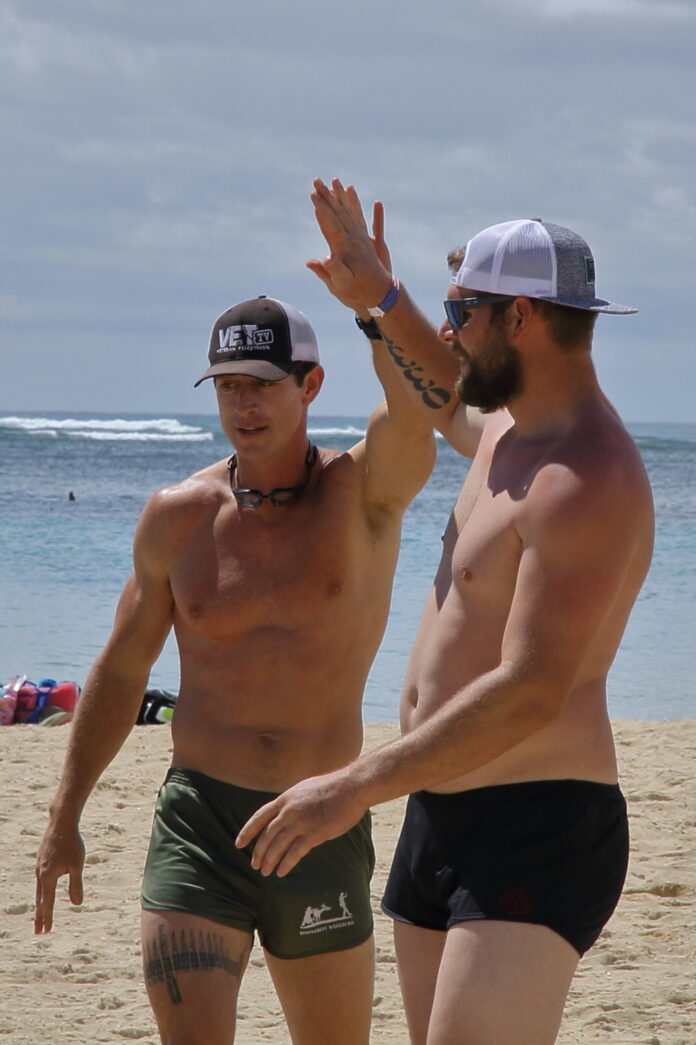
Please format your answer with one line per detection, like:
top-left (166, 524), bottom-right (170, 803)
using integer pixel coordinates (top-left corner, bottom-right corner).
top-left (143, 925), bottom-right (250, 1004)
top-left (382, 333), bottom-right (452, 410)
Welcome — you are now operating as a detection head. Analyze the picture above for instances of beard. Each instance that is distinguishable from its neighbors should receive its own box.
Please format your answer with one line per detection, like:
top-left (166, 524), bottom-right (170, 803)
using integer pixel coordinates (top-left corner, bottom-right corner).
top-left (455, 318), bottom-right (523, 413)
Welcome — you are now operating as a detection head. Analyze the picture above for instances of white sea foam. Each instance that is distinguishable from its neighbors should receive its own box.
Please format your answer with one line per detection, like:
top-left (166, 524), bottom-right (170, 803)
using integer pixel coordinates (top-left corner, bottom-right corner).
top-left (67, 431), bottom-right (212, 442)
top-left (0, 415), bottom-right (212, 441)
top-left (307, 423), bottom-right (443, 440)
top-left (309, 425), bottom-right (366, 437)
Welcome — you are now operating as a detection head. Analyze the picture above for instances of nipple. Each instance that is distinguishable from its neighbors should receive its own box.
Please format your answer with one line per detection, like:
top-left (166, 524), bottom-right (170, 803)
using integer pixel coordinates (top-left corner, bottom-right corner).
top-left (460, 567), bottom-right (472, 581)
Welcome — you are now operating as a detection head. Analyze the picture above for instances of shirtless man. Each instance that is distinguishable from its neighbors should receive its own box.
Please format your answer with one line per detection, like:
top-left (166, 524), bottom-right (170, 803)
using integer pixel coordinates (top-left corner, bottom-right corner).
top-left (34, 293), bottom-right (435, 1045)
top-left (237, 183), bottom-right (655, 1045)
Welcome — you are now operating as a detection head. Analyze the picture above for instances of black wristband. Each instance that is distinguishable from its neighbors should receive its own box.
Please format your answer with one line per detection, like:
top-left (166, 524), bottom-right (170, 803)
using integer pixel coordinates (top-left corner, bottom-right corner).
top-left (354, 315), bottom-right (383, 341)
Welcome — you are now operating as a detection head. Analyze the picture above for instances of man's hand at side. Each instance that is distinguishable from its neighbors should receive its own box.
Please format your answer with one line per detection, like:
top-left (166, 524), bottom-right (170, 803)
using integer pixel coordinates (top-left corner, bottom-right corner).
top-left (235, 767), bottom-right (369, 878)
top-left (34, 820), bottom-right (85, 933)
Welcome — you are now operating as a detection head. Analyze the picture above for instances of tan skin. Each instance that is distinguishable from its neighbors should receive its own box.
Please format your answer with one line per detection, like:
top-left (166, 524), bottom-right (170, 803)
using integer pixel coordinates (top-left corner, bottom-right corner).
top-left (34, 354), bottom-right (435, 1045)
top-left (237, 181), bottom-right (655, 1044)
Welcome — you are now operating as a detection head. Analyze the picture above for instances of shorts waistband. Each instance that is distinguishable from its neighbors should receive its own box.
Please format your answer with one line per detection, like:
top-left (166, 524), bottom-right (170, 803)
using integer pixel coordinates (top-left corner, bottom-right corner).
top-left (165, 766), bottom-right (280, 802)
top-left (416, 779), bottom-right (623, 806)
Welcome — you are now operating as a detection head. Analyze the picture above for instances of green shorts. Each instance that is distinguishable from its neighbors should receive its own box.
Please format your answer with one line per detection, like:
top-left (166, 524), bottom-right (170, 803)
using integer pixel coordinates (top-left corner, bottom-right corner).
top-left (141, 768), bottom-right (375, 960)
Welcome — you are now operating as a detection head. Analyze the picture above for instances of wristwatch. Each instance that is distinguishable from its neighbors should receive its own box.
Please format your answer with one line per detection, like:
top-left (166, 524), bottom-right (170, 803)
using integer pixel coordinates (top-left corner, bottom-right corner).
top-left (367, 278), bottom-right (400, 318)
top-left (354, 316), bottom-right (383, 341)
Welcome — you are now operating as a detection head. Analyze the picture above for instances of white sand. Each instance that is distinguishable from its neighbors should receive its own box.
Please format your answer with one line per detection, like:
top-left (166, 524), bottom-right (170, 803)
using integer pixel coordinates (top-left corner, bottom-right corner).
top-left (1, 720), bottom-right (694, 1043)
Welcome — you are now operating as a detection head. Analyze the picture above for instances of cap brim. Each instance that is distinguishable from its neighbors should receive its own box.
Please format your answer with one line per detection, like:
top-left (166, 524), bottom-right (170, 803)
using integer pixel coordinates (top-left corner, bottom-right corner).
top-left (194, 360), bottom-right (295, 387)
top-left (536, 295), bottom-right (638, 315)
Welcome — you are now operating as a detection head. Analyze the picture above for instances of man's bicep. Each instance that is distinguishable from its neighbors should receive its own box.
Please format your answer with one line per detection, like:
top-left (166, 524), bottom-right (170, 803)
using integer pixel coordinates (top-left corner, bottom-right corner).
top-left (440, 402), bottom-right (486, 458)
top-left (360, 402), bottom-right (436, 513)
top-left (102, 569), bottom-right (174, 682)
top-left (100, 503), bottom-right (176, 679)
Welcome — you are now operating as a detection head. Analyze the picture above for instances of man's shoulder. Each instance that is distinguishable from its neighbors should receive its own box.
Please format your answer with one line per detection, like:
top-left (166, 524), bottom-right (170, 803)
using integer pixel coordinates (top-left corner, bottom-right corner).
top-left (316, 442), bottom-right (415, 534)
top-left (133, 461), bottom-right (230, 567)
top-left (317, 445), bottom-right (361, 483)
top-left (143, 460), bottom-right (229, 522)
top-left (523, 412), bottom-right (652, 538)
top-left (314, 445), bottom-right (376, 510)
top-left (560, 410), bottom-right (646, 489)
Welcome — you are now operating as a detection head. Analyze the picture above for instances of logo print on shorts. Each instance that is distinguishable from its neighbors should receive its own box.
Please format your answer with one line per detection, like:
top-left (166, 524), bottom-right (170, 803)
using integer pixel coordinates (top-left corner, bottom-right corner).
top-left (497, 887), bottom-right (534, 918)
top-left (298, 892), bottom-right (354, 936)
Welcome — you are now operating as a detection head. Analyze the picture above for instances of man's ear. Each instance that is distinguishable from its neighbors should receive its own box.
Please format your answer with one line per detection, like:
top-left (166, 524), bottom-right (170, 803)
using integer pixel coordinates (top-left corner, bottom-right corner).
top-left (508, 296), bottom-right (536, 338)
top-left (302, 365), bottom-right (325, 404)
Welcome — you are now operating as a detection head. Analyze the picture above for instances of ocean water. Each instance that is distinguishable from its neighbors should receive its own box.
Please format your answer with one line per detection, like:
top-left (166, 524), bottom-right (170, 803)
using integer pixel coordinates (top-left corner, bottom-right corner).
top-left (1, 412), bottom-right (694, 722)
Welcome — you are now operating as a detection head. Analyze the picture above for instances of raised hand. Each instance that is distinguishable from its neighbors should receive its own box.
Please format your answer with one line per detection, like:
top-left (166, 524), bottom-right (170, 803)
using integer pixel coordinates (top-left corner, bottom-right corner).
top-left (306, 178), bottom-right (393, 312)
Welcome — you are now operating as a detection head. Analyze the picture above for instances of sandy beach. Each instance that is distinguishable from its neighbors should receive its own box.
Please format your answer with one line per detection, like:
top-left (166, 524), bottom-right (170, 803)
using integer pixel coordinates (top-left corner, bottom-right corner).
top-left (1, 720), bottom-right (694, 1044)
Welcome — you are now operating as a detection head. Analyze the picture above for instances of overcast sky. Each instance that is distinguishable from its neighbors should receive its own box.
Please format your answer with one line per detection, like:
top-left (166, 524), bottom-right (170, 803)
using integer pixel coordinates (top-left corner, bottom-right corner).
top-left (1, 0), bottom-right (695, 421)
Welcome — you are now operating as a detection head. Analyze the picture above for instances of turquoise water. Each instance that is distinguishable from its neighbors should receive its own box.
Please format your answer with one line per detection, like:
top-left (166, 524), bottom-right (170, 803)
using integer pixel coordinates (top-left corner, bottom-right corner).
top-left (1, 413), bottom-right (694, 722)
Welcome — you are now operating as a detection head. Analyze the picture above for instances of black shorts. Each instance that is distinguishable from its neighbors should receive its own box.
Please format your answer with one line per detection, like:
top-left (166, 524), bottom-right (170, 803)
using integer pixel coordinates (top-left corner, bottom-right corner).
top-left (141, 768), bottom-right (375, 960)
top-left (381, 779), bottom-right (629, 956)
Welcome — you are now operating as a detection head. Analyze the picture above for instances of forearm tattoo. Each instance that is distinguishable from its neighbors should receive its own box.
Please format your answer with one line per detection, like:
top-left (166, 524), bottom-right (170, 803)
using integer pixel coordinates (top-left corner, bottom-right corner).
top-left (382, 333), bottom-right (451, 410)
top-left (144, 925), bottom-right (248, 1004)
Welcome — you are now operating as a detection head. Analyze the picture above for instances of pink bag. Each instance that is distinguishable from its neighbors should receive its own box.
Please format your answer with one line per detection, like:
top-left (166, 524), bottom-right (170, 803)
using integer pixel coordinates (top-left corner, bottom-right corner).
top-left (0, 676), bottom-right (24, 725)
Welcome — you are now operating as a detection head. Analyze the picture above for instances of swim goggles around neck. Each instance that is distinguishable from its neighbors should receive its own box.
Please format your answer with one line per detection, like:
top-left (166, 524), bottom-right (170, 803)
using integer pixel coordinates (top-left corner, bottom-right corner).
top-left (227, 443), bottom-right (317, 508)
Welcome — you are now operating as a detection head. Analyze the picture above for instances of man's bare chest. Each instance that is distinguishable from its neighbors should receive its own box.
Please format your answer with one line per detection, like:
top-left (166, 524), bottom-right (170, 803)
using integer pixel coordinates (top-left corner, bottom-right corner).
top-left (437, 459), bottom-right (522, 607)
top-left (169, 501), bottom-right (369, 638)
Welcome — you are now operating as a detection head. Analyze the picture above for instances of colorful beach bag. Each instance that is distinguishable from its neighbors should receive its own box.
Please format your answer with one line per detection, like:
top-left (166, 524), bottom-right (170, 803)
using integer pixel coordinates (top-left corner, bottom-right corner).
top-left (0, 677), bottom-right (80, 725)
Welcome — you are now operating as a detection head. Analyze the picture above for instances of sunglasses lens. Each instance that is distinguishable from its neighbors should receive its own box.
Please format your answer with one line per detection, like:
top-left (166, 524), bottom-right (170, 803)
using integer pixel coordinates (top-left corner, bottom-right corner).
top-left (444, 300), bottom-right (469, 328)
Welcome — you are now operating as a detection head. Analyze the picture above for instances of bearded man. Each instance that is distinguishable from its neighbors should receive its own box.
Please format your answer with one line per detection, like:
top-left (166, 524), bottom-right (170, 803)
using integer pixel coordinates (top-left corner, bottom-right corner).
top-left (238, 181), bottom-right (654, 1045)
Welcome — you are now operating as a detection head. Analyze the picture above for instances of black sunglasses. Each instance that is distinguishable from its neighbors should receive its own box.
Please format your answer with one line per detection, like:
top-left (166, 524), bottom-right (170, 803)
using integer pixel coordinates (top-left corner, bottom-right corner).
top-left (228, 444), bottom-right (318, 509)
top-left (443, 294), bottom-right (516, 329)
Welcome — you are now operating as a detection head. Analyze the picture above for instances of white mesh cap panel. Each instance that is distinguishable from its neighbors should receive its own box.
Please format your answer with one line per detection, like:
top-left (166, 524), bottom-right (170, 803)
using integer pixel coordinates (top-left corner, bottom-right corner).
top-left (453, 218), bottom-right (637, 313)
top-left (268, 298), bottom-right (320, 363)
top-left (498, 222), bottom-right (556, 291)
top-left (454, 219), bottom-right (557, 296)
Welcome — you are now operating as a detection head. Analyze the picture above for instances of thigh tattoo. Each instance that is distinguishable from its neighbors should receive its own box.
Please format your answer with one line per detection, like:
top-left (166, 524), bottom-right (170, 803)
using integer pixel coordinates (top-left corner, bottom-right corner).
top-left (144, 924), bottom-right (249, 1004)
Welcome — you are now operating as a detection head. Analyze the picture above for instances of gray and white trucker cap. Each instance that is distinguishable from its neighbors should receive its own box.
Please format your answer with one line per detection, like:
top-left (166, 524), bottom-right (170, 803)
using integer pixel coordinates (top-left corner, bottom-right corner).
top-left (453, 219), bottom-right (637, 314)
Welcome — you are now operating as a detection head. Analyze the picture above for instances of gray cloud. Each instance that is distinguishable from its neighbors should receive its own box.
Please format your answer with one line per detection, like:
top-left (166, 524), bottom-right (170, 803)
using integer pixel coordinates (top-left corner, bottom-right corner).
top-left (1, 0), bottom-right (694, 419)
